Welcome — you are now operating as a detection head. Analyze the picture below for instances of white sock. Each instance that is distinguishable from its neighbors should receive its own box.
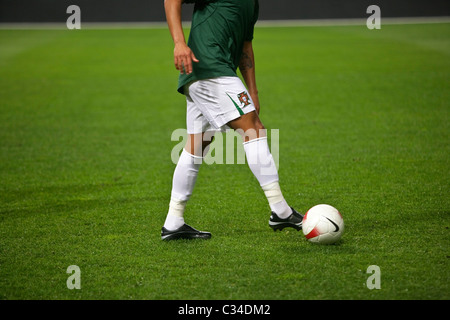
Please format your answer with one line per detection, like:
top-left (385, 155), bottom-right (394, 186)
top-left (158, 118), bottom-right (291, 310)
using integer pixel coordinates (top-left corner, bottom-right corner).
top-left (243, 137), bottom-right (291, 218)
top-left (243, 137), bottom-right (279, 187)
top-left (163, 214), bottom-right (185, 231)
top-left (163, 198), bottom-right (187, 230)
top-left (163, 149), bottom-right (202, 230)
top-left (262, 182), bottom-right (292, 218)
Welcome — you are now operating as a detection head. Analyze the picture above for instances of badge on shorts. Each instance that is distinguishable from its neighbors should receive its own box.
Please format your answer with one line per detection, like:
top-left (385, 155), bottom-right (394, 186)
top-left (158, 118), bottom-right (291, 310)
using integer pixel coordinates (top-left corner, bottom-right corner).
top-left (237, 91), bottom-right (251, 107)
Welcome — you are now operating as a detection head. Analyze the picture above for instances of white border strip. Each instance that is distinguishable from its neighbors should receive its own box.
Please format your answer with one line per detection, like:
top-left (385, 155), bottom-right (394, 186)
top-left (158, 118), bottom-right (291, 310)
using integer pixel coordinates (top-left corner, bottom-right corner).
top-left (0, 16), bottom-right (448, 30)
top-left (256, 16), bottom-right (450, 27)
top-left (0, 21), bottom-right (168, 30)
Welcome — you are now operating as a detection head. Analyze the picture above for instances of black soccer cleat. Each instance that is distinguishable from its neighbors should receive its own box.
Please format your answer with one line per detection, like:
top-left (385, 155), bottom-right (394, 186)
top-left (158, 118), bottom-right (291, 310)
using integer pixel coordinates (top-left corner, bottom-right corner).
top-left (161, 223), bottom-right (212, 241)
top-left (269, 207), bottom-right (304, 231)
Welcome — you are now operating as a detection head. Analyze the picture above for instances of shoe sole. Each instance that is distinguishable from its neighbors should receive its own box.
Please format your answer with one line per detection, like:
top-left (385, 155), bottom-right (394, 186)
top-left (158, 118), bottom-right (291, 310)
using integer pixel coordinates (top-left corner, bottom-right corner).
top-left (161, 232), bottom-right (212, 241)
top-left (269, 221), bottom-right (302, 232)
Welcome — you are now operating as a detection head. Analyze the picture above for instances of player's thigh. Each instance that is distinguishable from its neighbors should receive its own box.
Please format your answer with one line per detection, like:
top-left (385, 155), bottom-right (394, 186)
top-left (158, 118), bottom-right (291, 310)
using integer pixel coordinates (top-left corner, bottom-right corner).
top-left (227, 111), bottom-right (266, 142)
top-left (188, 77), bottom-right (256, 130)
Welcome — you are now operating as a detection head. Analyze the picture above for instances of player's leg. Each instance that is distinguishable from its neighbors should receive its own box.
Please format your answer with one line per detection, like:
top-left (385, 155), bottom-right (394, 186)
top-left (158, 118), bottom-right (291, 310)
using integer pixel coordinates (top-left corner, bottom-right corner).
top-left (227, 111), bottom-right (303, 231)
top-left (184, 76), bottom-right (302, 231)
top-left (161, 90), bottom-right (213, 240)
top-left (185, 132), bottom-right (215, 157)
top-left (162, 132), bottom-right (213, 240)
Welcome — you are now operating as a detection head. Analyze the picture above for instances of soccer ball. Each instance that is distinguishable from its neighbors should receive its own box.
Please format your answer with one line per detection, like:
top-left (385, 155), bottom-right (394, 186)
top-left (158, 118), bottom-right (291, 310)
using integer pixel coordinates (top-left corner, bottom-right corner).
top-left (302, 204), bottom-right (344, 244)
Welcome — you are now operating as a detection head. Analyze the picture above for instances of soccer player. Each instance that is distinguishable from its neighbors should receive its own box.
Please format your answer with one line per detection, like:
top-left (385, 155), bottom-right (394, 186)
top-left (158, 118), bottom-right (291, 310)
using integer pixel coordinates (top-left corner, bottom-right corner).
top-left (162, 0), bottom-right (303, 240)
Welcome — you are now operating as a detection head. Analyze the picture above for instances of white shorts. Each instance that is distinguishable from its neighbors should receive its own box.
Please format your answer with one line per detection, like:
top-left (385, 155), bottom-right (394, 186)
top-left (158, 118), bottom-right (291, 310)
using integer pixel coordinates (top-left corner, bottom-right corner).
top-left (185, 76), bottom-right (256, 134)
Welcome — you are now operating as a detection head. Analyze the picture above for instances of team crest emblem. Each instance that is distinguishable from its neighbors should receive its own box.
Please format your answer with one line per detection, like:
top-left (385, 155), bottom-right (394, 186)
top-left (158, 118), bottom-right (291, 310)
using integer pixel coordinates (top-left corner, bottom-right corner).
top-left (238, 91), bottom-right (251, 107)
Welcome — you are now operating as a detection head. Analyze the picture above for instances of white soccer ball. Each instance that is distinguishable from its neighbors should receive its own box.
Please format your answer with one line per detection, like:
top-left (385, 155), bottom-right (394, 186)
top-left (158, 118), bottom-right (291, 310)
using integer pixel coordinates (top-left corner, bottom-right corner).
top-left (302, 204), bottom-right (344, 244)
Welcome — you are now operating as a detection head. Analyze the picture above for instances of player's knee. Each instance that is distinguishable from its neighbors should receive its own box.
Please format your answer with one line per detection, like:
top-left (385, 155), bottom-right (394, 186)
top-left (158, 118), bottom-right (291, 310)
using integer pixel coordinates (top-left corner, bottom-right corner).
top-left (254, 118), bottom-right (265, 132)
top-left (202, 136), bottom-right (213, 150)
top-left (250, 112), bottom-right (266, 137)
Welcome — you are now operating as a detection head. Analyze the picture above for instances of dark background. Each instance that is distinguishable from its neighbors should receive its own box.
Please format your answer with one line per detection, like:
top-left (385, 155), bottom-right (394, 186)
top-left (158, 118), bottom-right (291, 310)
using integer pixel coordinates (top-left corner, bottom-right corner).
top-left (0, 0), bottom-right (449, 23)
top-left (0, 0), bottom-right (450, 22)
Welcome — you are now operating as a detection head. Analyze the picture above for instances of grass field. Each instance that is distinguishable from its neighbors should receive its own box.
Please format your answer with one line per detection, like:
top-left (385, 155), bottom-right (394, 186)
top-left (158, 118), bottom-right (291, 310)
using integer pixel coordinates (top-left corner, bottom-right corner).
top-left (0, 22), bottom-right (449, 300)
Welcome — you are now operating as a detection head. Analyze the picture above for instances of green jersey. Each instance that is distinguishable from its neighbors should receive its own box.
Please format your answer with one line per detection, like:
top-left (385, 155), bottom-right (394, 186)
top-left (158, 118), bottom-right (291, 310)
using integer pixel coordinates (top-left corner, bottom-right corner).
top-left (177, 0), bottom-right (259, 94)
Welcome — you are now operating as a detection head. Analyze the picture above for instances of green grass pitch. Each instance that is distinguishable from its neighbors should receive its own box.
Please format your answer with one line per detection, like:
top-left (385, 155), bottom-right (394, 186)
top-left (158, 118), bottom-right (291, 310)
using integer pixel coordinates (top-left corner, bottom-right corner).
top-left (0, 22), bottom-right (449, 300)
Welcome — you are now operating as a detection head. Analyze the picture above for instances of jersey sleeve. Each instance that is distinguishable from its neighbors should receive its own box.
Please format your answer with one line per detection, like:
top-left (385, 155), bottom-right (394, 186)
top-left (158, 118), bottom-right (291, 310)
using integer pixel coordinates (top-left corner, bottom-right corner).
top-left (245, 0), bottom-right (259, 41)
